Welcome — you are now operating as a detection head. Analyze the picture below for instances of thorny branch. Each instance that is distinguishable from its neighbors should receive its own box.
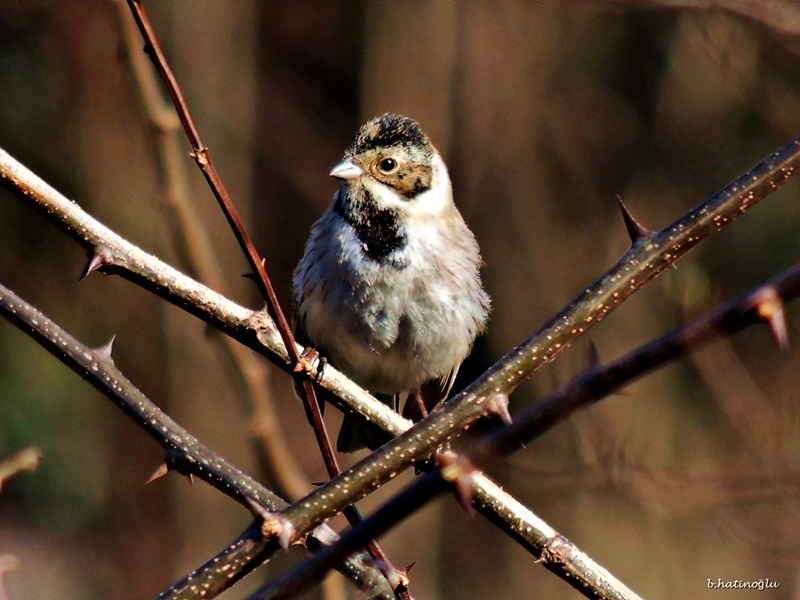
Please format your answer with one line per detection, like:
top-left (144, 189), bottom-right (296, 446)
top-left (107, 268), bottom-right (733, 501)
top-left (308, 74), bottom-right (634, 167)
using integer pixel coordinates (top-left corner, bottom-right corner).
top-left (123, 0), bottom-right (336, 481)
top-left (0, 282), bottom-right (395, 600)
top-left (114, 0), bottom-right (310, 504)
top-left (232, 134), bottom-right (800, 549)
top-left (2, 123), bottom-right (800, 596)
top-left (0, 142), bottom-right (637, 599)
top-left (246, 261), bottom-right (800, 600)
top-left (123, 1), bottom-right (408, 594)
top-left (1, 5), bottom-right (796, 596)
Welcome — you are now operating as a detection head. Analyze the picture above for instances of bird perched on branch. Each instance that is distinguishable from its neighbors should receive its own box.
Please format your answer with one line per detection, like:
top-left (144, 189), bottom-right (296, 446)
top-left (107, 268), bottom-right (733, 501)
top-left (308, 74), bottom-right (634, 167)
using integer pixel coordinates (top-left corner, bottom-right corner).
top-left (293, 114), bottom-right (490, 452)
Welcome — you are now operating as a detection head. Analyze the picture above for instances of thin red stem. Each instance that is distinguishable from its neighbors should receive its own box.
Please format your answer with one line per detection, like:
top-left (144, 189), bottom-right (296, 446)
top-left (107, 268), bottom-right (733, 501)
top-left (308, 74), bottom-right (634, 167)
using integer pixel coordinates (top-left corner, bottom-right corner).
top-left (124, 3), bottom-right (409, 596)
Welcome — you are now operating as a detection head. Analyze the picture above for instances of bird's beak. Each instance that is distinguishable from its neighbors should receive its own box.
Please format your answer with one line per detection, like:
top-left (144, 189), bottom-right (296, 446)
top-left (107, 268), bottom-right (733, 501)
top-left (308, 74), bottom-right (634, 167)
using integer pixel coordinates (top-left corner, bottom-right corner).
top-left (329, 158), bottom-right (363, 180)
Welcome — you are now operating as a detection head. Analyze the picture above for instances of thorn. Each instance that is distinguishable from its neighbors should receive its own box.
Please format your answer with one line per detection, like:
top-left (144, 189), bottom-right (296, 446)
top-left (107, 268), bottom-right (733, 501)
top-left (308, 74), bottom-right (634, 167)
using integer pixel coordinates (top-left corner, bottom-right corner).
top-left (94, 335), bottom-right (116, 362)
top-left (144, 462), bottom-right (169, 486)
top-left (246, 499), bottom-right (295, 549)
top-left (483, 392), bottom-right (524, 451)
top-left (378, 563), bottom-right (410, 594)
top-left (539, 543), bottom-right (559, 564)
top-left (242, 259), bottom-right (268, 282)
top-left (435, 452), bottom-right (475, 516)
top-left (754, 286), bottom-right (789, 350)
top-left (616, 195), bottom-right (651, 244)
top-left (144, 448), bottom-right (191, 486)
top-left (483, 392), bottom-right (528, 453)
top-left (82, 253), bottom-right (104, 279)
top-left (81, 246), bottom-right (115, 279)
top-left (484, 392), bottom-right (512, 426)
top-left (586, 340), bottom-right (600, 371)
top-left (190, 147), bottom-right (209, 167)
top-left (245, 496), bottom-right (273, 521)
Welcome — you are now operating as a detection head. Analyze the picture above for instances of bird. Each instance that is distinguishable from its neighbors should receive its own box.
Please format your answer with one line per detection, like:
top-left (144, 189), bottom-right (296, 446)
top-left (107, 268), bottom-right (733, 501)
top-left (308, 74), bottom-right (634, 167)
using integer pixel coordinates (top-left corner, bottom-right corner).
top-left (293, 113), bottom-right (490, 452)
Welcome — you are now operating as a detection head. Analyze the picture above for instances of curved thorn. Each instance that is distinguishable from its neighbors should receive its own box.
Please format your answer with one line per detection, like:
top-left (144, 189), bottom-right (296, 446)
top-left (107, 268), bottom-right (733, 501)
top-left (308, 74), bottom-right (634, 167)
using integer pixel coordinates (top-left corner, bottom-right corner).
top-left (435, 452), bottom-right (476, 515)
top-left (94, 335), bottom-right (117, 362)
top-left (245, 496), bottom-right (273, 521)
top-left (80, 246), bottom-right (116, 280)
top-left (144, 461), bottom-right (169, 486)
top-left (484, 392), bottom-right (512, 426)
top-left (616, 195), bottom-right (651, 244)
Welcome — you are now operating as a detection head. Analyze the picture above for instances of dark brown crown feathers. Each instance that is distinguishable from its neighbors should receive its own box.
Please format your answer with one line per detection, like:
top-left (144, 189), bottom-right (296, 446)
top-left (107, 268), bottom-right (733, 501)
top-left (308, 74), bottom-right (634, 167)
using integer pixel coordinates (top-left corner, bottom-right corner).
top-left (347, 114), bottom-right (432, 157)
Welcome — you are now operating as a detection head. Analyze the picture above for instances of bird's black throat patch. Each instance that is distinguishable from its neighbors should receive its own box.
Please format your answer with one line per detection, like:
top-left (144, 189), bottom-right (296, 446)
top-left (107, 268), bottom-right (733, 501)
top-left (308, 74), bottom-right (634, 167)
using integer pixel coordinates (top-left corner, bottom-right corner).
top-left (334, 187), bottom-right (407, 264)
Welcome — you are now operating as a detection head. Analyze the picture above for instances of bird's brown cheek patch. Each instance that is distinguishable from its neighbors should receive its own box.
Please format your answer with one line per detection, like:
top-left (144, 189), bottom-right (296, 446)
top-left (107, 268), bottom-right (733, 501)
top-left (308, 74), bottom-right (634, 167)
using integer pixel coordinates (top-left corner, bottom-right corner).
top-left (392, 164), bottom-right (433, 198)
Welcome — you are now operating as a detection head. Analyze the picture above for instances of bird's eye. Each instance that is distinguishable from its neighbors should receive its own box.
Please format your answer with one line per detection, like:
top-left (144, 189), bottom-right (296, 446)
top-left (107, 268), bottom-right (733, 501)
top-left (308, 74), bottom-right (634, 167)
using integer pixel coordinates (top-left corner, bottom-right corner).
top-left (378, 157), bottom-right (398, 173)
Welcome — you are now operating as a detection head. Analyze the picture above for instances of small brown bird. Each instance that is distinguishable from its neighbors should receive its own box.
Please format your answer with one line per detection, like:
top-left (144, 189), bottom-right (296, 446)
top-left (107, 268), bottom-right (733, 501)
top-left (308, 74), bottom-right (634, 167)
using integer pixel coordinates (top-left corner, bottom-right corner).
top-left (293, 114), bottom-right (490, 451)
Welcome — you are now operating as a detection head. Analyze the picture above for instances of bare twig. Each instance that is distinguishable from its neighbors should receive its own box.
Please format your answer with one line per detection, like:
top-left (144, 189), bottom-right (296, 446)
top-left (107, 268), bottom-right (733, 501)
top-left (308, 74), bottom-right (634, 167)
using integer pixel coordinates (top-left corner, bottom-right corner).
top-left (122, 3), bottom-right (409, 595)
top-left (114, 0), bottom-right (309, 502)
top-left (0, 447), bottom-right (41, 492)
top-left (122, 0), bottom-right (338, 474)
top-left (0, 282), bottom-right (273, 508)
top-left (587, 0), bottom-right (800, 43)
top-left (477, 273), bottom-right (800, 458)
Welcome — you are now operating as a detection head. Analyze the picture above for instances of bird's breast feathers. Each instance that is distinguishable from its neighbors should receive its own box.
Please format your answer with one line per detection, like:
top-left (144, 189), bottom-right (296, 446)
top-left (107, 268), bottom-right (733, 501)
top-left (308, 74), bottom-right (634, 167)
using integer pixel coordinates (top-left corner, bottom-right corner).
top-left (295, 206), bottom-right (487, 392)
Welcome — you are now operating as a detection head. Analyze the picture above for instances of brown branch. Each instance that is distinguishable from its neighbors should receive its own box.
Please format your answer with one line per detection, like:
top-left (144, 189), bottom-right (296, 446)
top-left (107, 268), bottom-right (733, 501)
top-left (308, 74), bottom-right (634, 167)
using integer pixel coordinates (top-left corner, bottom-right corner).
top-left (154, 521), bottom-right (393, 600)
top-left (0, 281), bottom-right (275, 507)
top-left (3, 123), bottom-right (800, 597)
top-left (113, 0), bottom-right (309, 502)
top-left (123, 0), bottom-right (323, 442)
top-left (240, 133), bottom-right (800, 551)
top-left (477, 273), bottom-right (800, 459)
top-left (248, 260), bottom-right (800, 600)
top-left (0, 281), bottom-right (394, 600)
top-left (122, 2), bottom-right (408, 595)
top-left (0, 447), bottom-right (42, 492)
top-left (0, 143), bottom-right (581, 595)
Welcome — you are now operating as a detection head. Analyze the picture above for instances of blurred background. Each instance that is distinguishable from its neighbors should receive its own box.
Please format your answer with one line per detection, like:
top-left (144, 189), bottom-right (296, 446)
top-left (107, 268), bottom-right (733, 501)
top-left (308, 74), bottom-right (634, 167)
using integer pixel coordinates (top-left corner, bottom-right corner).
top-left (1, 1), bottom-right (800, 598)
